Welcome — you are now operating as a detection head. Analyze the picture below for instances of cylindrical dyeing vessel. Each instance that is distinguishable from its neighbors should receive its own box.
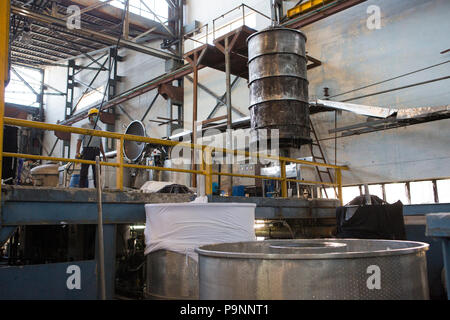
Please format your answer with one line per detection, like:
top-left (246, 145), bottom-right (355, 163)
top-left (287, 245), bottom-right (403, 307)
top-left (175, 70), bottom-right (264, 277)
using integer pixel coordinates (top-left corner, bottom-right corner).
top-left (247, 27), bottom-right (311, 149)
top-left (196, 239), bottom-right (430, 300)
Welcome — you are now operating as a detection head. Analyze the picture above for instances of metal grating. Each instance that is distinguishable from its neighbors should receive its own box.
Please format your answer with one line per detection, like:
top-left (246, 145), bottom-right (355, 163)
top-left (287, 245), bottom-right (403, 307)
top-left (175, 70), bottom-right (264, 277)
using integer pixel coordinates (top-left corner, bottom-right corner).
top-left (9, 0), bottom-right (171, 67)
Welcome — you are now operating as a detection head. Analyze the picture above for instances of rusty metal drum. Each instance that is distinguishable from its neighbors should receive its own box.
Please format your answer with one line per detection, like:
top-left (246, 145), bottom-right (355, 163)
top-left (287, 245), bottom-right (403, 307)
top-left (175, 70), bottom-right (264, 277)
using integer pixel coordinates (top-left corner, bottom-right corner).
top-left (247, 28), bottom-right (310, 149)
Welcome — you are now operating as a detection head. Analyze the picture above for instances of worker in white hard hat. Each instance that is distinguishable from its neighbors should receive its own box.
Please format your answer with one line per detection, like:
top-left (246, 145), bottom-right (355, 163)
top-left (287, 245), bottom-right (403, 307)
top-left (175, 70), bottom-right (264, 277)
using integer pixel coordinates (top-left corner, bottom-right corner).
top-left (75, 108), bottom-right (106, 188)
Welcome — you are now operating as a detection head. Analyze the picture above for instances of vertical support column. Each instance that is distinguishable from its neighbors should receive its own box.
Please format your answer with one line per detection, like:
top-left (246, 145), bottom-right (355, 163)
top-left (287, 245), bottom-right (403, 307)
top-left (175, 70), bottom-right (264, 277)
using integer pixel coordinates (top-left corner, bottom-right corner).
top-left (63, 59), bottom-right (76, 159)
top-left (116, 137), bottom-right (124, 190)
top-left (106, 47), bottom-right (119, 152)
top-left (280, 160), bottom-right (287, 198)
top-left (95, 157), bottom-right (106, 300)
top-left (38, 69), bottom-right (45, 122)
top-left (336, 168), bottom-right (343, 205)
top-left (0, 0), bottom-right (10, 205)
top-left (191, 52), bottom-right (198, 188)
top-left (204, 147), bottom-right (213, 195)
top-left (442, 238), bottom-right (450, 300)
top-left (96, 224), bottom-right (116, 300)
top-left (166, 98), bottom-right (173, 137)
top-left (123, 0), bottom-right (130, 40)
top-left (225, 37), bottom-right (233, 196)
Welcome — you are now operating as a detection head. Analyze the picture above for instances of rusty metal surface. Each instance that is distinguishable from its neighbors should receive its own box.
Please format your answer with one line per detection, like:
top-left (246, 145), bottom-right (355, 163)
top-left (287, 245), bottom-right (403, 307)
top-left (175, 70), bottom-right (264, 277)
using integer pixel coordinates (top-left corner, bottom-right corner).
top-left (247, 28), bottom-right (310, 148)
top-left (248, 53), bottom-right (308, 84)
top-left (249, 77), bottom-right (309, 106)
top-left (158, 83), bottom-right (184, 105)
top-left (250, 100), bottom-right (310, 144)
top-left (247, 27), bottom-right (306, 62)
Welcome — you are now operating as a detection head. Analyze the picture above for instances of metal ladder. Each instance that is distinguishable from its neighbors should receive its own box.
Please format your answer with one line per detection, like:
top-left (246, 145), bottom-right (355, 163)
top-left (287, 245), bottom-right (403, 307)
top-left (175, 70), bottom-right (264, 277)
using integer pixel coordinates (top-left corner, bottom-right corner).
top-left (309, 119), bottom-right (337, 199)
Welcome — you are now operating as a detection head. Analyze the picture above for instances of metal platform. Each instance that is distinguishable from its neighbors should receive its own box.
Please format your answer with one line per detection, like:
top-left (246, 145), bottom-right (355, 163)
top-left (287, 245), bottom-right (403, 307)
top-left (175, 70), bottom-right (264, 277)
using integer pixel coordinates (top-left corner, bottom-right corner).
top-left (0, 186), bottom-right (338, 228)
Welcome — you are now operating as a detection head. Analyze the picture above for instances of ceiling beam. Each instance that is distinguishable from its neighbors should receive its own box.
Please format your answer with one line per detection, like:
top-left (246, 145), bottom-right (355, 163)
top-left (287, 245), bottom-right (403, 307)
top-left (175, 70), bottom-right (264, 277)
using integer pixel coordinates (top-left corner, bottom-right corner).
top-left (11, 5), bottom-right (180, 60)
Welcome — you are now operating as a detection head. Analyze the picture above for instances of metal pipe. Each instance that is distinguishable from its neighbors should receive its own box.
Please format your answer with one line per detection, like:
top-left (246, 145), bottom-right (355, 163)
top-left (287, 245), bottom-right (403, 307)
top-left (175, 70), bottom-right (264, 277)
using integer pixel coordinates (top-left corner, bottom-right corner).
top-left (280, 160), bottom-right (287, 197)
top-left (3, 152), bottom-right (117, 167)
top-left (224, 37), bottom-right (233, 194)
top-left (336, 169), bottom-right (343, 205)
top-left (95, 156), bottom-right (106, 300)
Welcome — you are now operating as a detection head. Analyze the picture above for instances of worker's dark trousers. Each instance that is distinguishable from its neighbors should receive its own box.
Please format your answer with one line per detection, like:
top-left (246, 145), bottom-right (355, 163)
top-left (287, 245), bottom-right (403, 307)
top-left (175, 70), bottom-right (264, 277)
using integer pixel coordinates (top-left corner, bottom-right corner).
top-left (79, 147), bottom-right (100, 188)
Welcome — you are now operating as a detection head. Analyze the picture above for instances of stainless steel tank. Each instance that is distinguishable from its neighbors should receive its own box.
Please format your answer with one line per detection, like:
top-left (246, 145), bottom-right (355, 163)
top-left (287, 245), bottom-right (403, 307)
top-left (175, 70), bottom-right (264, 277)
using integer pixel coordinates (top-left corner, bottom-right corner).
top-left (247, 27), bottom-right (310, 149)
top-left (196, 239), bottom-right (430, 300)
top-left (144, 250), bottom-right (198, 299)
top-left (123, 120), bottom-right (146, 162)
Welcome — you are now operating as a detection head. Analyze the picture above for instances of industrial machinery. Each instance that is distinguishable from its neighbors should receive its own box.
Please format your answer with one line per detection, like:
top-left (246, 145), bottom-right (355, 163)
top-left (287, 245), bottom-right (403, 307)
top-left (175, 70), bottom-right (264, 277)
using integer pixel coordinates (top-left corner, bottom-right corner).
top-left (196, 239), bottom-right (430, 299)
top-left (248, 27), bottom-right (310, 150)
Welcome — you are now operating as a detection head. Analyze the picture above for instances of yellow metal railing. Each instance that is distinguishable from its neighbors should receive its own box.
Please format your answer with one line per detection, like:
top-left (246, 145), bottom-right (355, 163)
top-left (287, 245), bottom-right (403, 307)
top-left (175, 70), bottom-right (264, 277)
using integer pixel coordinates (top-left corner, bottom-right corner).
top-left (0, 117), bottom-right (348, 204)
top-left (287, 0), bottom-right (334, 19)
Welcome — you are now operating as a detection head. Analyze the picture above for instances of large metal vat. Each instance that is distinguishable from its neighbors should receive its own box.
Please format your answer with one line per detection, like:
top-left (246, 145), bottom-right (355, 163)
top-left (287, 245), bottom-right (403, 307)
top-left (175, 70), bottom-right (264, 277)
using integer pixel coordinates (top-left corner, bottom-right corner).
top-left (143, 202), bottom-right (256, 300)
top-left (247, 28), bottom-right (310, 149)
top-left (145, 250), bottom-right (198, 299)
top-left (196, 239), bottom-right (430, 300)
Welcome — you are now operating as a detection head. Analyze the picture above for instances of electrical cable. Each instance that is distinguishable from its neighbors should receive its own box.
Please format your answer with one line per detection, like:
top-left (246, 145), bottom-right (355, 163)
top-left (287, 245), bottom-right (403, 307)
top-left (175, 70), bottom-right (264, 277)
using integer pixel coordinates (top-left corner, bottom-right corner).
top-left (328, 60), bottom-right (450, 99)
top-left (341, 76), bottom-right (450, 102)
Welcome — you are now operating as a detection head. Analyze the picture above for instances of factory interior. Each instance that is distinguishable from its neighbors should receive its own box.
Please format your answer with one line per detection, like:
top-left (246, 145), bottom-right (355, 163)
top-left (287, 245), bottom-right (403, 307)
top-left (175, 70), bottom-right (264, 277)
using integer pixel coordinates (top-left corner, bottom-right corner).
top-left (0, 0), bottom-right (449, 301)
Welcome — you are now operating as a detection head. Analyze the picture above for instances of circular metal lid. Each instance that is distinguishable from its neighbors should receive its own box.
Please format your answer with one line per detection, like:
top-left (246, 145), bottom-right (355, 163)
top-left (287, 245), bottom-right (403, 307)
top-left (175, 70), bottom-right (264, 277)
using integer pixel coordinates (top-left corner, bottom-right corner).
top-left (123, 120), bottom-right (146, 162)
top-left (195, 239), bottom-right (429, 260)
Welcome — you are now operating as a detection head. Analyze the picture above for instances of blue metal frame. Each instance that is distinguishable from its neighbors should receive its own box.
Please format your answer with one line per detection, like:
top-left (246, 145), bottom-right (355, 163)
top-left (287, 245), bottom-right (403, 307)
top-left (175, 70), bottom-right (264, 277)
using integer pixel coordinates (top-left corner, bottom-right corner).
top-left (426, 213), bottom-right (450, 300)
top-left (1, 186), bottom-right (449, 299)
top-left (0, 260), bottom-right (97, 299)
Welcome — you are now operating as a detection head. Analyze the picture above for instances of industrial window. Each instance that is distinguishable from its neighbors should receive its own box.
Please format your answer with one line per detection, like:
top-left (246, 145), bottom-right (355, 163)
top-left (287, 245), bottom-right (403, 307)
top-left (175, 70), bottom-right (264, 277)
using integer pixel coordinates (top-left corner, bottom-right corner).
top-left (368, 184), bottom-right (384, 200)
top-left (341, 186), bottom-right (361, 205)
top-left (101, 0), bottom-right (169, 20)
top-left (323, 187), bottom-right (336, 199)
top-left (410, 181), bottom-right (435, 204)
top-left (5, 65), bottom-right (42, 107)
top-left (437, 179), bottom-right (450, 203)
top-left (385, 183), bottom-right (409, 204)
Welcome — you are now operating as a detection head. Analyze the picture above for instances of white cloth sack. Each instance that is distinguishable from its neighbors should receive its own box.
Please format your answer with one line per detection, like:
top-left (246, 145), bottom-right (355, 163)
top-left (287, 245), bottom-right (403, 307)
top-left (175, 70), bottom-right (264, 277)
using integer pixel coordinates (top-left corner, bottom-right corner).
top-left (140, 181), bottom-right (178, 193)
top-left (144, 202), bottom-right (256, 261)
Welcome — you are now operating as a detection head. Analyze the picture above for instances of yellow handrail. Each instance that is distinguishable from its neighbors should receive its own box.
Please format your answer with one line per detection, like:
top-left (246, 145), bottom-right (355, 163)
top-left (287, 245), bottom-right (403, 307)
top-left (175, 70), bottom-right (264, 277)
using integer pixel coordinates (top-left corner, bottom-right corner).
top-left (0, 1), bottom-right (10, 208)
top-left (1, 116), bottom-right (347, 204)
top-left (4, 117), bottom-right (348, 170)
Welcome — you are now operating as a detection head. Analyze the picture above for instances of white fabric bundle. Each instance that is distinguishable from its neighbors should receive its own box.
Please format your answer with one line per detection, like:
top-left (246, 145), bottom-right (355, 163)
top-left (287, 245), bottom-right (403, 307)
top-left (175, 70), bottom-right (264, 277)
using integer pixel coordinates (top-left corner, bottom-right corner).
top-left (144, 202), bottom-right (256, 261)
